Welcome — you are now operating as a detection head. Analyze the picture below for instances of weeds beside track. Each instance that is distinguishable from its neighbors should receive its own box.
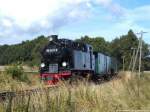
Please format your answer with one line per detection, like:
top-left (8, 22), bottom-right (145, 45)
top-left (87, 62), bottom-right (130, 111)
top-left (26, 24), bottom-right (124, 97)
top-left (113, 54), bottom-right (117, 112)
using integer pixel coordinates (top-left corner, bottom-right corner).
top-left (0, 72), bottom-right (150, 112)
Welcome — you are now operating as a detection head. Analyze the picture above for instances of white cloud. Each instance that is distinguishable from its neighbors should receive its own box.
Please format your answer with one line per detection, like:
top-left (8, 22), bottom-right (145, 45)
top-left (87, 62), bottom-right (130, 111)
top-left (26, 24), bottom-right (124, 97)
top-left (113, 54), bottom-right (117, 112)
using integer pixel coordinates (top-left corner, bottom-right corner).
top-left (0, 0), bottom-right (132, 44)
top-left (0, 0), bottom-right (93, 26)
top-left (126, 5), bottom-right (150, 22)
top-left (0, 0), bottom-right (93, 43)
top-left (96, 4), bottom-right (150, 42)
top-left (118, 5), bottom-right (150, 34)
top-left (1, 19), bottom-right (13, 28)
top-left (96, 0), bottom-right (125, 16)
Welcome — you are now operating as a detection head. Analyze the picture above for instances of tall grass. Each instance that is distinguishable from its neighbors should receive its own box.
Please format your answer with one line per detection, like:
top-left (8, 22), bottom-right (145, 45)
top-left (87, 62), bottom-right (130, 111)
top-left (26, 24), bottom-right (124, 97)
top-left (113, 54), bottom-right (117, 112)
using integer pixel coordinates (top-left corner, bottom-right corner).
top-left (0, 72), bottom-right (150, 112)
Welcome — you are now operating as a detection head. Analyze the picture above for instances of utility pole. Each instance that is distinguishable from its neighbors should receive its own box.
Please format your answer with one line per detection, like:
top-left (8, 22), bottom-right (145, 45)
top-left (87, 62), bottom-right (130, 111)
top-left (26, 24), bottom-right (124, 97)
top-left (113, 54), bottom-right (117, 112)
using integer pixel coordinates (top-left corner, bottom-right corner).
top-left (135, 31), bottom-right (147, 97)
top-left (122, 56), bottom-right (125, 71)
top-left (137, 31), bottom-right (148, 77)
top-left (132, 43), bottom-right (140, 73)
top-left (129, 48), bottom-right (136, 70)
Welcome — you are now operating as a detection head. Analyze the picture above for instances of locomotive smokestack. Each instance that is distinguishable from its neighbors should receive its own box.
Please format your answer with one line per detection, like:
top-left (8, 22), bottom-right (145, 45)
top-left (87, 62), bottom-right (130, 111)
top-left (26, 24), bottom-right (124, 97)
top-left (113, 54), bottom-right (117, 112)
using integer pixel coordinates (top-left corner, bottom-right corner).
top-left (48, 35), bottom-right (58, 41)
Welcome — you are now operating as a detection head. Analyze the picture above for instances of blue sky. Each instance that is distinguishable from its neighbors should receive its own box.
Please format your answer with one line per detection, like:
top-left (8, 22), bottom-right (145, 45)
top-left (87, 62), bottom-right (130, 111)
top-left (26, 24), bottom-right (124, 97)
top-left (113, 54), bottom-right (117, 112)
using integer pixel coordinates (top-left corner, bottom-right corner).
top-left (0, 0), bottom-right (150, 45)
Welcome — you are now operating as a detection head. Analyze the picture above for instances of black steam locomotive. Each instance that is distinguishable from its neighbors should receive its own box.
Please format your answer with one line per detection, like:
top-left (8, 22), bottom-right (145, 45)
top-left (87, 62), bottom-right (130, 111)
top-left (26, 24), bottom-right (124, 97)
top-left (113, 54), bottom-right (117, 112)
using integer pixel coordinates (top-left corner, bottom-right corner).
top-left (40, 35), bottom-right (118, 84)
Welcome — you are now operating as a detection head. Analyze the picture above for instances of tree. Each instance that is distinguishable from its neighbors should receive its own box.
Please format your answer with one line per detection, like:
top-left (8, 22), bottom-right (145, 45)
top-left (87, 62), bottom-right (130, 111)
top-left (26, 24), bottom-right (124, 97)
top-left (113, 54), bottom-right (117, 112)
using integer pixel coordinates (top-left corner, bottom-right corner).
top-left (110, 30), bottom-right (149, 70)
top-left (76, 35), bottom-right (110, 55)
top-left (0, 30), bottom-right (149, 70)
top-left (0, 35), bottom-right (48, 66)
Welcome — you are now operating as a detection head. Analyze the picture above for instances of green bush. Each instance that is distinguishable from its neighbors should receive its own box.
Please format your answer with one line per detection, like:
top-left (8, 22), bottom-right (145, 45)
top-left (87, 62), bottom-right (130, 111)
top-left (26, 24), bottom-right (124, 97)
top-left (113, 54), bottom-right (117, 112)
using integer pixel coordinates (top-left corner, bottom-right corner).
top-left (5, 65), bottom-right (29, 82)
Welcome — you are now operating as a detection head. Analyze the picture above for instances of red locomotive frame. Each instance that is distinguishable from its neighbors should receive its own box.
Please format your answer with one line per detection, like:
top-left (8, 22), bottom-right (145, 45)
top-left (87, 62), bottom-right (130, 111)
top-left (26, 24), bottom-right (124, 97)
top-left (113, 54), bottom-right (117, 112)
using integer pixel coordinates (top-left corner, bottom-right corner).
top-left (41, 71), bottom-right (71, 85)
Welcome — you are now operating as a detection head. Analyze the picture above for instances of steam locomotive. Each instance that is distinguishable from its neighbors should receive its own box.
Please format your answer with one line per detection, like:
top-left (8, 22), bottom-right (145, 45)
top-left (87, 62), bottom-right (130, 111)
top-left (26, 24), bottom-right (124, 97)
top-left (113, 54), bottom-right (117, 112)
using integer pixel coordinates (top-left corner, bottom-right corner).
top-left (40, 35), bottom-right (118, 84)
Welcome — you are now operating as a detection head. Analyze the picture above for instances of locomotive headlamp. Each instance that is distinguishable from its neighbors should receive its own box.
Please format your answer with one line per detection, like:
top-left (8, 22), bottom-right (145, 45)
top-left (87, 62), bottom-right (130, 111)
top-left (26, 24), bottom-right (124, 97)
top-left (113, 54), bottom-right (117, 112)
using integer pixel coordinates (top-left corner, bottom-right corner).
top-left (49, 37), bottom-right (53, 41)
top-left (41, 63), bottom-right (45, 68)
top-left (62, 62), bottom-right (67, 67)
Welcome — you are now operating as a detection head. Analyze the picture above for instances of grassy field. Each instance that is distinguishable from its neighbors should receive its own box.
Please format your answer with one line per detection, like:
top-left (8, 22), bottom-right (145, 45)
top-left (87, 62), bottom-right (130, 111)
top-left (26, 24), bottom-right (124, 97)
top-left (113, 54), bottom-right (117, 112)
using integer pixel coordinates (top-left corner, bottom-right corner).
top-left (0, 71), bottom-right (150, 112)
